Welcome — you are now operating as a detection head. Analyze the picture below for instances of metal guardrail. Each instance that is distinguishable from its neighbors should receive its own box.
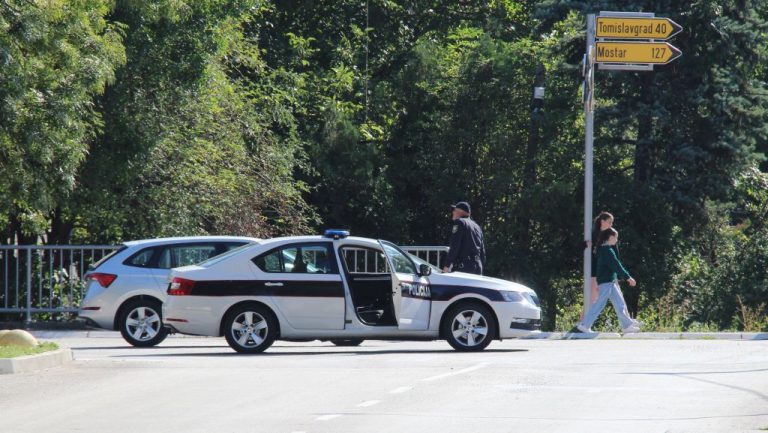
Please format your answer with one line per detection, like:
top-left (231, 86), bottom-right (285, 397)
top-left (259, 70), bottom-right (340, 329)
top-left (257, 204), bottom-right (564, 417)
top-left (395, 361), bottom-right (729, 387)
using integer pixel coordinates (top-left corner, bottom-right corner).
top-left (402, 246), bottom-right (449, 269)
top-left (0, 246), bottom-right (118, 321)
top-left (343, 246), bottom-right (449, 274)
top-left (0, 244), bottom-right (448, 322)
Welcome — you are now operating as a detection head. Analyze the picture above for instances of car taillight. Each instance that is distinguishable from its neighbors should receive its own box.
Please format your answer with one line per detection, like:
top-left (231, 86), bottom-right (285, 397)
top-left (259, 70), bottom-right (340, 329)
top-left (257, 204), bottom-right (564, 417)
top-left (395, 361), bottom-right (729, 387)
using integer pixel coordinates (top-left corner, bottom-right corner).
top-left (168, 277), bottom-right (195, 296)
top-left (86, 273), bottom-right (117, 288)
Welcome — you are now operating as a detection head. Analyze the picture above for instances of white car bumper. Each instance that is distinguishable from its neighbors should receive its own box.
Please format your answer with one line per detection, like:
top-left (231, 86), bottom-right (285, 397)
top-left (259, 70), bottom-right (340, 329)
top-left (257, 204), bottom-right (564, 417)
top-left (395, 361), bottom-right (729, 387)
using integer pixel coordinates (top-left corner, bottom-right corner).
top-left (493, 301), bottom-right (541, 339)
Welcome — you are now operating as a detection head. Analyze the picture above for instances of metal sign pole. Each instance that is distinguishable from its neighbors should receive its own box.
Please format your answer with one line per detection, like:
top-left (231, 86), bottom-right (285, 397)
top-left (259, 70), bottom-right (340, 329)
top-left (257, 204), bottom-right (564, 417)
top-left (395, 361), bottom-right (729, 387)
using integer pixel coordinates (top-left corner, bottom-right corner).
top-left (583, 14), bottom-right (596, 317)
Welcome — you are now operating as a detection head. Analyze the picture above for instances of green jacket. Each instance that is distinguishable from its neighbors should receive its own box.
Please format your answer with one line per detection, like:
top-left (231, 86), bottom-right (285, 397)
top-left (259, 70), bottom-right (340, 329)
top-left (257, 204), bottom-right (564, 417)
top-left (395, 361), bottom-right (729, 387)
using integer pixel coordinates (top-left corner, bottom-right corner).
top-left (591, 244), bottom-right (619, 277)
top-left (596, 245), bottom-right (631, 284)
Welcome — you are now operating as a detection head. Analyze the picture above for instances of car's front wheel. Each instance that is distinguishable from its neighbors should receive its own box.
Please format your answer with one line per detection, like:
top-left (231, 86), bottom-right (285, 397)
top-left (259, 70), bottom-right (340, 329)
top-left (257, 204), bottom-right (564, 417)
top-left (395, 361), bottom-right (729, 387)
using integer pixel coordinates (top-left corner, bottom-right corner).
top-left (442, 302), bottom-right (496, 352)
top-left (119, 299), bottom-right (168, 347)
top-left (223, 304), bottom-right (277, 354)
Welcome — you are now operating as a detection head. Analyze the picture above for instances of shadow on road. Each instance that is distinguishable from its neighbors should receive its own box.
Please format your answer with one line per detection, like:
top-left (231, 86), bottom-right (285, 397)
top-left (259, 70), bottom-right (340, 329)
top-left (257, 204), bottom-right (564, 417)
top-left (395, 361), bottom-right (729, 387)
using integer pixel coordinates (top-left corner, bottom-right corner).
top-left (109, 348), bottom-right (529, 358)
top-left (72, 345), bottom-right (229, 350)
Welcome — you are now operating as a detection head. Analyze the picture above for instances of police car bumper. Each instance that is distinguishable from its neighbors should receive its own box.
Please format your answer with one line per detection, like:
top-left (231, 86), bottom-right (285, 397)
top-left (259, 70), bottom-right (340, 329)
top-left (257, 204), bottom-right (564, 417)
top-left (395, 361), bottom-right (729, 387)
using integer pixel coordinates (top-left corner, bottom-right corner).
top-left (508, 318), bottom-right (541, 331)
top-left (494, 301), bottom-right (541, 339)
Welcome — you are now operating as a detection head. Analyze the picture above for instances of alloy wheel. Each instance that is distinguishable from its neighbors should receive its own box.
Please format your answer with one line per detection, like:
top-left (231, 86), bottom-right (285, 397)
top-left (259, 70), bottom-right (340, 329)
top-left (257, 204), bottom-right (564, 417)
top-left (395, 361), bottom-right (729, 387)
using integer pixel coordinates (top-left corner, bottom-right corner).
top-left (230, 311), bottom-right (269, 349)
top-left (450, 309), bottom-right (489, 348)
top-left (125, 306), bottom-right (161, 342)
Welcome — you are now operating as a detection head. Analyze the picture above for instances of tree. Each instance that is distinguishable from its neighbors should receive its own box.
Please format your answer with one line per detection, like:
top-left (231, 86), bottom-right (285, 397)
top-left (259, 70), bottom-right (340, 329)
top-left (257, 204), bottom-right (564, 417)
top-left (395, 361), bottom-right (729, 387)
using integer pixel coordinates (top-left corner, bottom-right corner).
top-left (0, 0), bottom-right (125, 243)
top-left (63, 0), bottom-right (316, 243)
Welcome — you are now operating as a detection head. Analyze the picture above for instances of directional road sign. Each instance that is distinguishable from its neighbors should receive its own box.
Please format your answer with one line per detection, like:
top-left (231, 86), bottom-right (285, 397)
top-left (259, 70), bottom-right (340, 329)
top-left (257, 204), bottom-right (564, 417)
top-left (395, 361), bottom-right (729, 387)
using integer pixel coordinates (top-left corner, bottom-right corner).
top-left (596, 16), bottom-right (682, 40)
top-left (595, 41), bottom-right (682, 64)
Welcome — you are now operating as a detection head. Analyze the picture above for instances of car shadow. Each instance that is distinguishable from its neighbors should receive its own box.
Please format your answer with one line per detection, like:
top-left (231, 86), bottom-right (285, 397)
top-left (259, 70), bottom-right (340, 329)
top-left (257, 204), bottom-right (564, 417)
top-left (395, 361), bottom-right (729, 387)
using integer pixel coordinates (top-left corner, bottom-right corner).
top-left (111, 348), bottom-right (529, 358)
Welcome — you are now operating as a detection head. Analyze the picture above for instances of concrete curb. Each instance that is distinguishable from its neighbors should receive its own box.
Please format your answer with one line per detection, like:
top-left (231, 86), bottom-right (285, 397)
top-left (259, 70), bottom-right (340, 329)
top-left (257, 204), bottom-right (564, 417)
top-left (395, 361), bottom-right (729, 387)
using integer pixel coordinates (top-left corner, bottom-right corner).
top-left (0, 348), bottom-right (73, 374)
top-left (523, 332), bottom-right (768, 340)
top-left (31, 330), bottom-right (120, 339)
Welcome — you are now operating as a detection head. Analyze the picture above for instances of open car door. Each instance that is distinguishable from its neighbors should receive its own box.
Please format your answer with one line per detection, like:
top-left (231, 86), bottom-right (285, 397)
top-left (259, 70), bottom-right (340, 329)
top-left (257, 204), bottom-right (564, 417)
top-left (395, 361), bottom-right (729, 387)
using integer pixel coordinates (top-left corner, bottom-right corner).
top-left (378, 240), bottom-right (431, 330)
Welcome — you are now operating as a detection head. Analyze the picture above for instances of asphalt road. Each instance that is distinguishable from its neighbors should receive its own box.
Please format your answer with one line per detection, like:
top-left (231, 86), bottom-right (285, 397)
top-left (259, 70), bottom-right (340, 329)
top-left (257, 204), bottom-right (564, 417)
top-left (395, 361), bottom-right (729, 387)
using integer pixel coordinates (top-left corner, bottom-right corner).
top-left (1, 333), bottom-right (767, 433)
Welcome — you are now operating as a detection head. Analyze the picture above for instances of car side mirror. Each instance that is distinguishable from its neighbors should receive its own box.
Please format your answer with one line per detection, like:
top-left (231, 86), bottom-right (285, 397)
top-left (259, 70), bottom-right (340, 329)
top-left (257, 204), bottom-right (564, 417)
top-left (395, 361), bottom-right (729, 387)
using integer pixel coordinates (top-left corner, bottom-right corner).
top-left (419, 264), bottom-right (432, 277)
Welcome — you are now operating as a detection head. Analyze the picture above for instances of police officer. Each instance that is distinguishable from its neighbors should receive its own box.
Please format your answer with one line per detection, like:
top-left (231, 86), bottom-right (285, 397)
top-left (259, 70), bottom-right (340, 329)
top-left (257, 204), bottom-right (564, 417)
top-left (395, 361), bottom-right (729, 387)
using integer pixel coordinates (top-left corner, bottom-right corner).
top-left (442, 202), bottom-right (486, 275)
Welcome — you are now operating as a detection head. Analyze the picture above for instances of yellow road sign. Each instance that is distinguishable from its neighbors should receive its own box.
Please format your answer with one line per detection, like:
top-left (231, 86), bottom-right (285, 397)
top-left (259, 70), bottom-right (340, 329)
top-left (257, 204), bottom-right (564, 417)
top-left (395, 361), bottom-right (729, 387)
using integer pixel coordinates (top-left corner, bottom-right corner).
top-left (596, 17), bottom-right (682, 40)
top-left (596, 41), bottom-right (682, 65)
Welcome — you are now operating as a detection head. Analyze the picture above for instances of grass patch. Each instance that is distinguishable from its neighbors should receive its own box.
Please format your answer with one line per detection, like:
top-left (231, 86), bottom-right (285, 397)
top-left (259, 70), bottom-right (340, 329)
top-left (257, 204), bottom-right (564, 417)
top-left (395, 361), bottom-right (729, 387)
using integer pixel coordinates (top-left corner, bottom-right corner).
top-left (0, 342), bottom-right (59, 358)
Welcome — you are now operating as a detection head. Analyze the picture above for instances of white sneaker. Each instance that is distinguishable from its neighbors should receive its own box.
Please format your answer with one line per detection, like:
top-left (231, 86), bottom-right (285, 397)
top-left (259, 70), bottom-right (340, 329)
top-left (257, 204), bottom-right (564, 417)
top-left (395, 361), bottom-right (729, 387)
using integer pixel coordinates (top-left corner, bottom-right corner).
top-left (622, 325), bottom-right (640, 334)
top-left (576, 324), bottom-right (593, 333)
top-left (632, 319), bottom-right (643, 328)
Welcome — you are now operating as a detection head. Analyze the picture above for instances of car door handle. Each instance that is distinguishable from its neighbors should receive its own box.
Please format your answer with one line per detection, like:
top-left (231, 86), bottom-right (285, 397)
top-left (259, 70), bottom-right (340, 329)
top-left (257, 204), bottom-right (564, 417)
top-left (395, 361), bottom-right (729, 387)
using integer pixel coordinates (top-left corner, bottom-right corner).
top-left (264, 282), bottom-right (284, 287)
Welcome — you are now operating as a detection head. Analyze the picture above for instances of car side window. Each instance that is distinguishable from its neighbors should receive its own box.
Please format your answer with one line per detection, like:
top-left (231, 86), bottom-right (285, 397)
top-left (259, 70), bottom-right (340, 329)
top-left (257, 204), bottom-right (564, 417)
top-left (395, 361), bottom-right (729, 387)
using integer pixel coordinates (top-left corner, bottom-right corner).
top-left (253, 243), bottom-right (336, 274)
top-left (124, 248), bottom-right (156, 268)
top-left (222, 242), bottom-right (247, 251)
top-left (157, 244), bottom-right (220, 269)
top-left (340, 247), bottom-right (389, 274)
top-left (254, 250), bottom-right (282, 273)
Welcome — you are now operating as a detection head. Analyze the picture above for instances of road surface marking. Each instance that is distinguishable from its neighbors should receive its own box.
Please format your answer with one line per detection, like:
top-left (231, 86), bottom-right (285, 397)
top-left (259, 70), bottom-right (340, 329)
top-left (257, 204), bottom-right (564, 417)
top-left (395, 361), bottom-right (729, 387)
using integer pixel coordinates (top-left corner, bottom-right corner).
top-left (389, 386), bottom-right (413, 394)
top-left (315, 414), bottom-right (342, 421)
top-left (422, 362), bottom-right (489, 382)
top-left (357, 400), bottom-right (381, 407)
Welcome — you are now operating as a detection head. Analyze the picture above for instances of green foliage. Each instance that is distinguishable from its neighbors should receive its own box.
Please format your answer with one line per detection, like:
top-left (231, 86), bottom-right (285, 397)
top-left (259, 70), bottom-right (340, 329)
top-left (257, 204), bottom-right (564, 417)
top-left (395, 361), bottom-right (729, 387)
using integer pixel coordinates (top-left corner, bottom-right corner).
top-left (0, 0), bottom-right (126, 240)
top-left (68, 0), bottom-right (316, 242)
top-left (36, 268), bottom-right (86, 322)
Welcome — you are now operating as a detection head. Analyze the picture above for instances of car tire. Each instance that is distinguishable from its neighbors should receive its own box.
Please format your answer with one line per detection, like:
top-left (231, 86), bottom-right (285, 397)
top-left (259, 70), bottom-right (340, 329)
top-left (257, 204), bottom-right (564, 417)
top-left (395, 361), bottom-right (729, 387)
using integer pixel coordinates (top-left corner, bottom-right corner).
top-left (118, 299), bottom-right (168, 347)
top-left (330, 338), bottom-right (364, 347)
top-left (442, 302), bottom-right (496, 352)
top-left (223, 304), bottom-right (277, 354)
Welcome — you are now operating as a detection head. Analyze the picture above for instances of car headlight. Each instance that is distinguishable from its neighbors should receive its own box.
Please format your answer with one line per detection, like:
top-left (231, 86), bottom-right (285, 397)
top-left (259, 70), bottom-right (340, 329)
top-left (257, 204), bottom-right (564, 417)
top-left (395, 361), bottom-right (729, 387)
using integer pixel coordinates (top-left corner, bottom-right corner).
top-left (500, 291), bottom-right (525, 302)
top-left (523, 292), bottom-right (540, 307)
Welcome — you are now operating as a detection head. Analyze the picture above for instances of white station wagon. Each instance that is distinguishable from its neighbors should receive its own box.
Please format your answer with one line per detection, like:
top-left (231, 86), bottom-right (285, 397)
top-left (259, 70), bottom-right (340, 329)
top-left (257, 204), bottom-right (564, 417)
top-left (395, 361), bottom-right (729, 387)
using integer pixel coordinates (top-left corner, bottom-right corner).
top-left (79, 236), bottom-right (257, 346)
top-left (163, 231), bottom-right (541, 353)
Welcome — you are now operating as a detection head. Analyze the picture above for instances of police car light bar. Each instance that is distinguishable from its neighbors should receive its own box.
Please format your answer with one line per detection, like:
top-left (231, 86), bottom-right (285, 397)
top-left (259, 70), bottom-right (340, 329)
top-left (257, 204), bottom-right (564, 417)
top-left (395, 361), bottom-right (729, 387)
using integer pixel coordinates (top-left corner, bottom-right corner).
top-left (324, 229), bottom-right (350, 239)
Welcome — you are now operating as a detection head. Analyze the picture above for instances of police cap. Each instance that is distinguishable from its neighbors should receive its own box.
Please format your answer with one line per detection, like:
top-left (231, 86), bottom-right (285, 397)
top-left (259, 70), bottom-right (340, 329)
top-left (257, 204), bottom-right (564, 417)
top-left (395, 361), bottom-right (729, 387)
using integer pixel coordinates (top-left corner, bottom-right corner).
top-left (451, 201), bottom-right (471, 214)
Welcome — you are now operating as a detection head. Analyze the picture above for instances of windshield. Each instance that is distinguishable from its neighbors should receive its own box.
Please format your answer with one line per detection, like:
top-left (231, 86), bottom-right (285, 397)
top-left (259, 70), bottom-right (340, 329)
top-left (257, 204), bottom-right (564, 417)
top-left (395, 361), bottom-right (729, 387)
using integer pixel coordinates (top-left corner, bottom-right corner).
top-left (408, 253), bottom-right (442, 273)
top-left (198, 242), bottom-right (258, 267)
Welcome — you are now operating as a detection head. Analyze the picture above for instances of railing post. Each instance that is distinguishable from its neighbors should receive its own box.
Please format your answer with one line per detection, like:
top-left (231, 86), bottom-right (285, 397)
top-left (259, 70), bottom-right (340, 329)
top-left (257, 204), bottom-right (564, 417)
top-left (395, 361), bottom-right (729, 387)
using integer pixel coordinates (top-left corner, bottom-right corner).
top-left (26, 248), bottom-right (32, 324)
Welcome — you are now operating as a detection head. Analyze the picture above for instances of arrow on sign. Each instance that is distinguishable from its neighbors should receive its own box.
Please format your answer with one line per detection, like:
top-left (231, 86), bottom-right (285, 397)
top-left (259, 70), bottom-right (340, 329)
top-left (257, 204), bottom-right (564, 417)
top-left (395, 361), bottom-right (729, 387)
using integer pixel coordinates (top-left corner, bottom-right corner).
top-left (596, 17), bottom-right (683, 40)
top-left (596, 41), bottom-right (682, 65)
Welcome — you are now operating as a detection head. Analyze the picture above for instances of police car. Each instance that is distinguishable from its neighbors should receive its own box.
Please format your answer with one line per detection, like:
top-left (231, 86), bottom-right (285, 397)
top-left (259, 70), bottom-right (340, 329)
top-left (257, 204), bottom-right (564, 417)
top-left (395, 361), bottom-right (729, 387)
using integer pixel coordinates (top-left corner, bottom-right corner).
top-left (163, 231), bottom-right (541, 353)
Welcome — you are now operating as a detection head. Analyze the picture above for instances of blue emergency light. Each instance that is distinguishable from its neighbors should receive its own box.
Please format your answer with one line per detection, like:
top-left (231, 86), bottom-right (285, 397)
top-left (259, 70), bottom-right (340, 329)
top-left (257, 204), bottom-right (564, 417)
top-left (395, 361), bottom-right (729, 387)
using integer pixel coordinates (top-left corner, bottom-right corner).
top-left (323, 229), bottom-right (350, 239)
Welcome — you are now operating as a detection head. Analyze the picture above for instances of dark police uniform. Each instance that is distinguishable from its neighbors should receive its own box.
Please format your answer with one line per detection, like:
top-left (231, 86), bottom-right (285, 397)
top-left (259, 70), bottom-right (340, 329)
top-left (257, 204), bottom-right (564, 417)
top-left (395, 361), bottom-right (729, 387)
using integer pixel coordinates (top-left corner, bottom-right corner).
top-left (445, 217), bottom-right (486, 275)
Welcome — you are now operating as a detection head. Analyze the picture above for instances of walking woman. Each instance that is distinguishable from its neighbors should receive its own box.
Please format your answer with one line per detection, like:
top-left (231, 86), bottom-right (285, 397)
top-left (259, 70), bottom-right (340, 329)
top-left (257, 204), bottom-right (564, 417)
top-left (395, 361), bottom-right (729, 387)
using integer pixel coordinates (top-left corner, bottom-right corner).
top-left (577, 228), bottom-right (640, 333)
top-left (590, 212), bottom-right (615, 305)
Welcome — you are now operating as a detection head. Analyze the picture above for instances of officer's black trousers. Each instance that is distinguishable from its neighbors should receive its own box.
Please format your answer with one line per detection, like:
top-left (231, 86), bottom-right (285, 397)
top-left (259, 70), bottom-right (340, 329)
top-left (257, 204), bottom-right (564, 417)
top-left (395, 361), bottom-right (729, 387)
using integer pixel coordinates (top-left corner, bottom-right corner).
top-left (457, 259), bottom-right (483, 275)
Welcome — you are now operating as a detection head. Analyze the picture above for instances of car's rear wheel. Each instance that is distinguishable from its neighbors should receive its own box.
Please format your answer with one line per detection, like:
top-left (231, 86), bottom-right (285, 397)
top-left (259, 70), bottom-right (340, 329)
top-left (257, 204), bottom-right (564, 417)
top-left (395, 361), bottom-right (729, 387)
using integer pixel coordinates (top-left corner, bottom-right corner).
top-left (442, 302), bottom-right (496, 352)
top-left (119, 299), bottom-right (168, 347)
top-left (330, 338), bottom-right (364, 347)
top-left (223, 304), bottom-right (277, 354)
